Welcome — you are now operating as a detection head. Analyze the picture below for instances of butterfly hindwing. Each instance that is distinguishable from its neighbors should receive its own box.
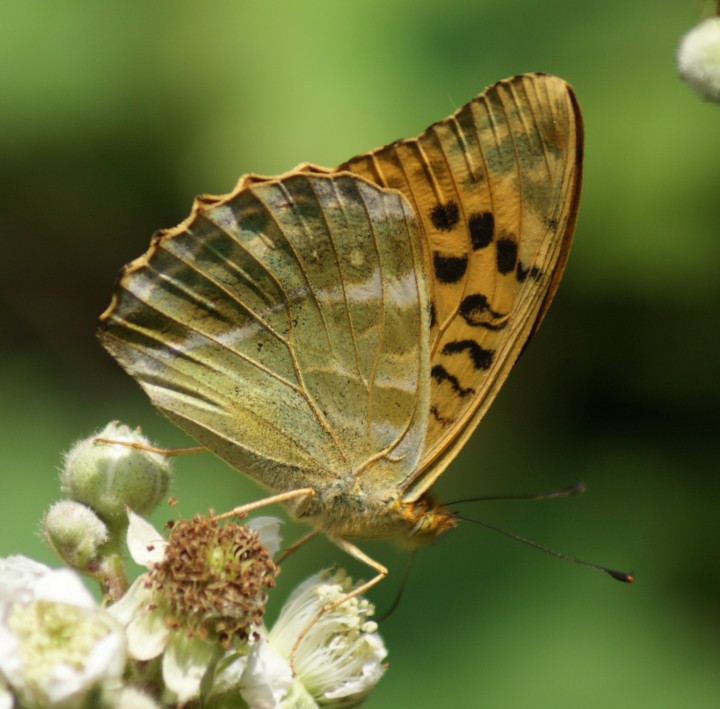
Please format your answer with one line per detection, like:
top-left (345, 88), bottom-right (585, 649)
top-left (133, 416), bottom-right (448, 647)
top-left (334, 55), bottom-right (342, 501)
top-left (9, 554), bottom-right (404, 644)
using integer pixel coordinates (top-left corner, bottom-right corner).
top-left (99, 173), bottom-right (431, 495)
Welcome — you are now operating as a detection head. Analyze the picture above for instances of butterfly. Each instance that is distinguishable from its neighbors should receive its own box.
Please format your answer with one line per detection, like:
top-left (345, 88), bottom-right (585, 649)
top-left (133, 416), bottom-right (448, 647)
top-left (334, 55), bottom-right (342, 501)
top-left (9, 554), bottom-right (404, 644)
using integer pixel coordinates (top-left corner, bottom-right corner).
top-left (98, 72), bottom-right (582, 594)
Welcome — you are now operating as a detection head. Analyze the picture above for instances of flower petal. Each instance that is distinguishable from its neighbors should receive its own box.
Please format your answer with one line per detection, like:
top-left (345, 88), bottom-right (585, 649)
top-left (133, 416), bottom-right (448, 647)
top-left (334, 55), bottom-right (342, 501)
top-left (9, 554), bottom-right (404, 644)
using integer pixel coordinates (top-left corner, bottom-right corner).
top-left (247, 517), bottom-right (283, 558)
top-left (162, 632), bottom-right (218, 704)
top-left (107, 576), bottom-right (149, 626)
top-left (0, 681), bottom-right (13, 709)
top-left (322, 632), bottom-right (387, 701)
top-left (34, 568), bottom-right (96, 609)
top-left (126, 512), bottom-right (167, 566)
top-left (111, 578), bottom-right (171, 662)
top-left (83, 617), bottom-right (127, 685)
top-left (206, 647), bottom-right (249, 698)
top-left (125, 606), bottom-right (172, 661)
top-left (0, 557), bottom-right (95, 611)
top-left (240, 638), bottom-right (293, 709)
top-left (278, 680), bottom-right (319, 709)
top-left (0, 555), bottom-right (53, 609)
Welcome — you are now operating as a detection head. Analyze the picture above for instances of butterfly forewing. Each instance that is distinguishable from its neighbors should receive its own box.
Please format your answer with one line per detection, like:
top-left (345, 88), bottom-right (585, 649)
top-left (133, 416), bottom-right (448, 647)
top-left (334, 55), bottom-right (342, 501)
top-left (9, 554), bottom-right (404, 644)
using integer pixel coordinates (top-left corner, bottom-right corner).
top-left (336, 74), bottom-right (582, 499)
top-left (99, 173), bottom-right (431, 494)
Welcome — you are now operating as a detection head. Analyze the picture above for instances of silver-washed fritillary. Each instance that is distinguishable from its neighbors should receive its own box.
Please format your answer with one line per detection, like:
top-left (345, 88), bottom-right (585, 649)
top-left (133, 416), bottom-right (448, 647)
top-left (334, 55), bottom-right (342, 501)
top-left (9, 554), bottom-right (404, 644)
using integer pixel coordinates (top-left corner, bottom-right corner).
top-left (99, 73), bottom-right (582, 591)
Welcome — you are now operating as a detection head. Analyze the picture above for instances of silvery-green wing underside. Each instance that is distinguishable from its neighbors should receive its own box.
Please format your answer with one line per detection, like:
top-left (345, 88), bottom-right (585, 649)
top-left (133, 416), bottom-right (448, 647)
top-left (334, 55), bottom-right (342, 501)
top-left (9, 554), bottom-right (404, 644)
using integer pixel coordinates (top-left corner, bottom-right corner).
top-left (99, 173), bottom-right (431, 497)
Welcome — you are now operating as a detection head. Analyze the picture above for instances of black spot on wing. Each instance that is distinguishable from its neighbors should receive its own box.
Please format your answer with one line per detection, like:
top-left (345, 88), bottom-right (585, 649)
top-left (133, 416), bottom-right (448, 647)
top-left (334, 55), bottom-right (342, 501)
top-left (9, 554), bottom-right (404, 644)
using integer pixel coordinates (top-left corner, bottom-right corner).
top-left (430, 404), bottom-right (455, 426)
top-left (496, 238), bottom-right (518, 274)
top-left (431, 364), bottom-right (475, 398)
top-left (458, 294), bottom-right (508, 330)
top-left (433, 253), bottom-right (468, 284)
top-left (468, 211), bottom-right (494, 250)
top-left (516, 262), bottom-right (542, 283)
top-left (430, 201), bottom-right (460, 231)
top-left (442, 339), bottom-right (495, 371)
top-left (429, 302), bottom-right (436, 328)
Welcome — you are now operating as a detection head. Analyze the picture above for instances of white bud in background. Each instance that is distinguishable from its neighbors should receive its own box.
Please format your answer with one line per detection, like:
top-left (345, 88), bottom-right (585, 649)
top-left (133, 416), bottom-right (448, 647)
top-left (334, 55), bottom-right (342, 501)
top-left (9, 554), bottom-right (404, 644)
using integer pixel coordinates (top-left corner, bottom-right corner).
top-left (678, 16), bottom-right (720, 102)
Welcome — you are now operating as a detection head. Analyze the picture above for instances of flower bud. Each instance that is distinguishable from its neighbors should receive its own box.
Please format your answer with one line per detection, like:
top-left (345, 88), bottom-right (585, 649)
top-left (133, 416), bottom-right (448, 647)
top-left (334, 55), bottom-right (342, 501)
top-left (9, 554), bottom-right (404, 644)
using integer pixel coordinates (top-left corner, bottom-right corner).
top-left (60, 422), bottom-right (171, 526)
top-left (43, 500), bottom-right (108, 571)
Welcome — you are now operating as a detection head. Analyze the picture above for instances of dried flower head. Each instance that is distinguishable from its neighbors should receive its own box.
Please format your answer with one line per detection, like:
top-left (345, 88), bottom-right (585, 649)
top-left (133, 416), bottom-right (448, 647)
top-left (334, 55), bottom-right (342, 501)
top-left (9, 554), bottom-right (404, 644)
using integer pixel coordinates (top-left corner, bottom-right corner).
top-left (150, 514), bottom-right (277, 646)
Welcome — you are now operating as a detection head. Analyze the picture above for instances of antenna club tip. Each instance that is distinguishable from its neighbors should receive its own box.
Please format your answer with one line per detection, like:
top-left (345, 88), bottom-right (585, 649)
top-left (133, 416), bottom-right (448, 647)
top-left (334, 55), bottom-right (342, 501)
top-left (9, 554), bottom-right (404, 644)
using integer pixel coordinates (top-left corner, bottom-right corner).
top-left (609, 570), bottom-right (635, 583)
top-left (572, 481), bottom-right (587, 495)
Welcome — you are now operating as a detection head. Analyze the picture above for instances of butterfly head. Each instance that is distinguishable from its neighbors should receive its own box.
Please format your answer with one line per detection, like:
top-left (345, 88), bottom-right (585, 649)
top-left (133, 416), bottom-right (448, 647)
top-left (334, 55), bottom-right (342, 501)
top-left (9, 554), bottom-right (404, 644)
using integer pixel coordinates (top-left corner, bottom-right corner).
top-left (393, 496), bottom-right (458, 550)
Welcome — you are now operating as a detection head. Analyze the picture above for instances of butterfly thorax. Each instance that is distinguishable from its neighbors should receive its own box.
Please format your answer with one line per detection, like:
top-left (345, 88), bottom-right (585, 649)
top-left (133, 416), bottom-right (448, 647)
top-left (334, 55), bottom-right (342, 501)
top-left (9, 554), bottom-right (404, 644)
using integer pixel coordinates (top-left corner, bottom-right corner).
top-left (289, 481), bottom-right (457, 549)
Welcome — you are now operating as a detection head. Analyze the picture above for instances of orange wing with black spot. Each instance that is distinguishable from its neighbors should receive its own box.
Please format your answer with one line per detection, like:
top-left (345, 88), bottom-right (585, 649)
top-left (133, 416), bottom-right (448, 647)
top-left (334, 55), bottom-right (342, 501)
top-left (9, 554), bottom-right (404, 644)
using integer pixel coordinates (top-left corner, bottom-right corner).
top-left (336, 73), bottom-right (583, 499)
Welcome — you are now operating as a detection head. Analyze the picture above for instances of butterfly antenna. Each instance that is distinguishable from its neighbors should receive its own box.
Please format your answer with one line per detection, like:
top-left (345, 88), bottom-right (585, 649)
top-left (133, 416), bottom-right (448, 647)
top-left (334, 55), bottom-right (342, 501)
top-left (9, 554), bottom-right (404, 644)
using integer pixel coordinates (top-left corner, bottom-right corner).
top-left (453, 513), bottom-right (634, 583)
top-left (444, 480), bottom-right (586, 506)
top-left (376, 550), bottom-right (416, 622)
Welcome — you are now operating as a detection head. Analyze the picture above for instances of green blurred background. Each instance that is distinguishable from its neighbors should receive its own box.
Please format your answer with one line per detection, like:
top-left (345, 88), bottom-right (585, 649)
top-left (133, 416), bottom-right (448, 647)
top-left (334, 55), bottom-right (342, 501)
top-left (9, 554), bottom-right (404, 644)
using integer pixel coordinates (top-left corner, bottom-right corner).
top-left (1, 1), bottom-right (718, 706)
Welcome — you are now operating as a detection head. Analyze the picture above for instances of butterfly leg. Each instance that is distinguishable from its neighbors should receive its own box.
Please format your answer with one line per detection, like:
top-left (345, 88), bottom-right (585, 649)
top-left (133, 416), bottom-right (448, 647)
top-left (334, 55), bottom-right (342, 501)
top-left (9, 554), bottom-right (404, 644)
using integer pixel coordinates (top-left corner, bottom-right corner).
top-left (289, 537), bottom-right (387, 672)
top-left (93, 437), bottom-right (206, 456)
top-left (329, 537), bottom-right (389, 601)
top-left (275, 530), bottom-right (320, 565)
top-left (212, 487), bottom-right (316, 521)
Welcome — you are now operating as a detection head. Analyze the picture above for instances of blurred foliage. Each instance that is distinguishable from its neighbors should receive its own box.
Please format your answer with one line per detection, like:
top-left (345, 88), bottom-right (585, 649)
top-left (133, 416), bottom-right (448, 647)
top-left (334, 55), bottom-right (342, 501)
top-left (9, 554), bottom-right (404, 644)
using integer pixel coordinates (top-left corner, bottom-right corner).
top-left (1, 1), bottom-right (718, 707)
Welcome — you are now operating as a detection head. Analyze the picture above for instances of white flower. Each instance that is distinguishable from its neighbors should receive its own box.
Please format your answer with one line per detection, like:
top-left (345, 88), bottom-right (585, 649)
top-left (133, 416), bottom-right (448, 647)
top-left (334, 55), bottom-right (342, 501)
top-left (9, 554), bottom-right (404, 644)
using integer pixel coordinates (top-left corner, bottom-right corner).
top-left (110, 512), bottom-right (281, 704)
top-left (678, 16), bottom-right (720, 102)
top-left (264, 569), bottom-right (387, 708)
top-left (206, 570), bottom-right (388, 708)
top-left (0, 555), bottom-right (126, 708)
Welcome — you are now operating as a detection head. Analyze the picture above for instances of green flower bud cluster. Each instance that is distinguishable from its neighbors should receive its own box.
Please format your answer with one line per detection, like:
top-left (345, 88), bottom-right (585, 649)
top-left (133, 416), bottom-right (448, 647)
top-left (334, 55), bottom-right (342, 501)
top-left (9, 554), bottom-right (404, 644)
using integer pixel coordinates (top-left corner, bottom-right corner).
top-left (43, 422), bottom-right (171, 592)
